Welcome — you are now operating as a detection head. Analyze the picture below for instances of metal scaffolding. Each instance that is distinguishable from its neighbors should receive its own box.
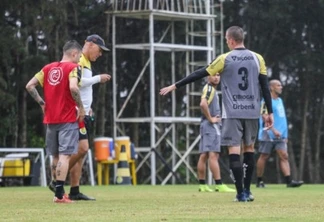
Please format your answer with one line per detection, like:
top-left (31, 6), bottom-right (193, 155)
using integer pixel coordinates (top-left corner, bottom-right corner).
top-left (106, 0), bottom-right (224, 185)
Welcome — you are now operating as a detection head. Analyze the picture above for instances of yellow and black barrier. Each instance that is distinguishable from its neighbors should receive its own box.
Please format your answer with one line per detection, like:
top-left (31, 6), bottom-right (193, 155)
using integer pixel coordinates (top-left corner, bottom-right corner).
top-left (115, 145), bottom-right (131, 185)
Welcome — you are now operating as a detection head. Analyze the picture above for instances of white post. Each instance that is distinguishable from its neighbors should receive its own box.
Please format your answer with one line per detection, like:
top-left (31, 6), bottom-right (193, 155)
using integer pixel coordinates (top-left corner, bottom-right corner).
top-left (87, 150), bottom-right (95, 186)
top-left (149, 0), bottom-right (156, 185)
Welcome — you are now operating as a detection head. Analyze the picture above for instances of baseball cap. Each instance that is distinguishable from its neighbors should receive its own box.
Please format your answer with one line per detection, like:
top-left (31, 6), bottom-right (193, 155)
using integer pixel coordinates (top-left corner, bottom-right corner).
top-left (86, 34), bottom-right (110, 51)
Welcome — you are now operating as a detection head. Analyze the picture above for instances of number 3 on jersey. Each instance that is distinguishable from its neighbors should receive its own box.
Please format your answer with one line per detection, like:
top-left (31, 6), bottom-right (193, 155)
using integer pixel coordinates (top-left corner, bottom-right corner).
top-left (238, 67), bottom-right (248, 91)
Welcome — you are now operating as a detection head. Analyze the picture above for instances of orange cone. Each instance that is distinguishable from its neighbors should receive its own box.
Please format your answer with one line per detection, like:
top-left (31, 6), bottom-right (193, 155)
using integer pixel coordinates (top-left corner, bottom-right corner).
top-left (115, 145), bottom-right (131, 185)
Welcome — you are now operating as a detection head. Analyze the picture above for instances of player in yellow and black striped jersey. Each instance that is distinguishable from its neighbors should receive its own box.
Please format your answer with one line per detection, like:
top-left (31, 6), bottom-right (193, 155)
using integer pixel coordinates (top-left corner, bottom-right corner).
top-left (68, 35), bottom-right (111, 201)
top-left (198, 74), bottom-right (235, 193)
top-left (160, 26), bottom-right (274, 202)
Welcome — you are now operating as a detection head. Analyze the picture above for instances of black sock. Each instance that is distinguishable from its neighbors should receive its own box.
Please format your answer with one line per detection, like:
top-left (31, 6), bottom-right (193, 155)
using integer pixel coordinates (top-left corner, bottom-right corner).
top-left (229, 154), bottom-right (243, 194)
top-left (199, 179), bottom-right (205, 185)
top-left (243, 152), bottom-right (255, 192)
top-left (285, 176), bottom-right (291, 184)
top-left (55, 180), bottom-right (65, 199)
top-left (70, 186), bottom-right (80, 195)
top-left (257, 177), bottom-right (263, 183)
top-left (215, 180), bottom-right (222, 185)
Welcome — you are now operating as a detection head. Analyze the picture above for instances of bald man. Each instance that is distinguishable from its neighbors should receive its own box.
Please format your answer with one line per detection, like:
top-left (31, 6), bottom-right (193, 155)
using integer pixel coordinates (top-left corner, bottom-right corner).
top-left (256, 79), bottom-right (303, 188)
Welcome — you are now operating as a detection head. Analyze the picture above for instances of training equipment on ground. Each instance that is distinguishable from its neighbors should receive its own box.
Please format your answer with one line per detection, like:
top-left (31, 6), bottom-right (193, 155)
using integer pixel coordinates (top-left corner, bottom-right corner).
top-left (116, 145), bottom-right (131, 185)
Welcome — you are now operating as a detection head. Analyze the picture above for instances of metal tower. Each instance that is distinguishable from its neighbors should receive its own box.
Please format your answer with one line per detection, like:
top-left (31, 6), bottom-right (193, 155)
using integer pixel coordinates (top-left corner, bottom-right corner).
top-left (106, 0), bottom-right (224, 185)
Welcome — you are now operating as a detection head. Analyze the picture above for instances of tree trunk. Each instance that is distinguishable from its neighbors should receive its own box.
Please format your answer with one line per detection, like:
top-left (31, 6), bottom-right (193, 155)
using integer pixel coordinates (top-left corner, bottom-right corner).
top-left (275, 155), bottom-right (282, 183)
top-left (288, 139), bottom-right (298, 178)
top-left (314, 99), bottom-right (324, 183)
top-left (306, 138), bottom-right (313, 182)
top-left (20, 91), bottom-right (27, 147)
top-left (298, 83), bottom-right (309, 181)
top-left (132, 90), bottom-right (142, 146)
top-left (17, 2), bottom-right (30, 148)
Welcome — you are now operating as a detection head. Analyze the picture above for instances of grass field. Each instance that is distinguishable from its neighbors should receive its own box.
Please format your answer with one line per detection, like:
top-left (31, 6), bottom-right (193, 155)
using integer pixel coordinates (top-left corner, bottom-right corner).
top-left (0, 184), bottom-right (323, 222)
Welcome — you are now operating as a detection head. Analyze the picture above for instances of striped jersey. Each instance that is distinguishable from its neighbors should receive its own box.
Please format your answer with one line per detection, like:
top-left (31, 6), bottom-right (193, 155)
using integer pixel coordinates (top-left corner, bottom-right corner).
top-left (201, 83), bottom-right (221, 120)
top-left (206, 48), bottom-right (267, 119)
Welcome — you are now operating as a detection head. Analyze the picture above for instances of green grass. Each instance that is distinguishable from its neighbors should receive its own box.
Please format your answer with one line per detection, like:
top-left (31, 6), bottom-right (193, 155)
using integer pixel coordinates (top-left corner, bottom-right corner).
top-left (0, 184), bottom-right (323, 222)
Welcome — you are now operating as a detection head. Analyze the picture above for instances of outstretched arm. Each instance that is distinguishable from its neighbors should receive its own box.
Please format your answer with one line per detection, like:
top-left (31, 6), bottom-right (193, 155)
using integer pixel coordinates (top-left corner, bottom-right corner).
top-left (81, 74), bottom-right (111, 87)
top-left (160, 67), bottom-right (209, 96)
top-left (159, 84), bottom-right (177, 96)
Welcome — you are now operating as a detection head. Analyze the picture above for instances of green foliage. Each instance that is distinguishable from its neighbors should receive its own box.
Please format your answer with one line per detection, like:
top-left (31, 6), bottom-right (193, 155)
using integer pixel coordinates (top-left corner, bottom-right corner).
top-left (27, 126), bottom-right (45, 148)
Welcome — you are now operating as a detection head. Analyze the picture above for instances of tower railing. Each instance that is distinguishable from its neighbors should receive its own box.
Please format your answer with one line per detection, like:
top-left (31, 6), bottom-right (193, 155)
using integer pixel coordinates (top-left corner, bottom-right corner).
top-left (111, 0), bottom-right (209, 14)
top-left (106, 0), bottom-right (223, 185)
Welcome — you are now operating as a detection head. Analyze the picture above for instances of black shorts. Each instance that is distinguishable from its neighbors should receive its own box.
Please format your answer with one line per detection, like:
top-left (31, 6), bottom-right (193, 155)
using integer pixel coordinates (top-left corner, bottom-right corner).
top-left (79, 115), bottom-right (92, 140)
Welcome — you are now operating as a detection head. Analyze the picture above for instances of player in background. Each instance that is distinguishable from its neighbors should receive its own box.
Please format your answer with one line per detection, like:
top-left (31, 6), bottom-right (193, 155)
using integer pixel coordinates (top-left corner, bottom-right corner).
top-left (48, 34), bottom-right (111, 201)
top-left (26, 40), bottom-right (85, 203)
top-left (198, 74), bottom-right (235, 193)
top-left (256, 79), bottom-right (303, 188)
top-left (160, 26), bottom-right (274, 202)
